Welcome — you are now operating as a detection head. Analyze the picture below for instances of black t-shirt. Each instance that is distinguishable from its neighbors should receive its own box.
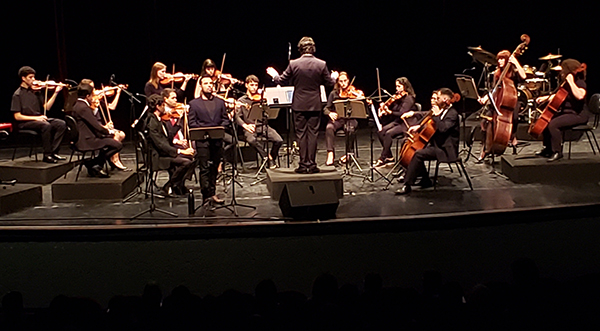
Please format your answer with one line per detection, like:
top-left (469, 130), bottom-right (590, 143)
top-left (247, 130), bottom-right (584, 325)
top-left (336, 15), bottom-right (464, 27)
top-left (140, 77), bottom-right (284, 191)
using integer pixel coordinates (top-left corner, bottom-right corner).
top-left (11, 86), bottom-right (43, 116)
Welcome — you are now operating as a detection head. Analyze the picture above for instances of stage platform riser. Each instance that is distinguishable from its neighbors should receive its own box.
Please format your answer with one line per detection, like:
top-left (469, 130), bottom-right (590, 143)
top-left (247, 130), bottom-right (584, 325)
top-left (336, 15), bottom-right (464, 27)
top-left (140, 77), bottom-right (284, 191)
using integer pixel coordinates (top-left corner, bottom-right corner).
top-left (0, 184), bottom-right (42, 216)
top-left (501, 153), bottom-right (600, 184)
top-left (51, 170), bottom-right (137, 202)
top-left (0, 158), bottom-right (73, 184)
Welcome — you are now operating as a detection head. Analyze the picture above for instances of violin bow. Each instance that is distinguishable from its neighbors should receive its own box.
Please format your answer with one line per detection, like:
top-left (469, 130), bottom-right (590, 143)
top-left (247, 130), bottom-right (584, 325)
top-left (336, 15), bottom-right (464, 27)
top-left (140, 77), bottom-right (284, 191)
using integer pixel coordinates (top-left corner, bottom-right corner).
top-left (171, 64), bottom-right (176, 89)
top-left (217, 53), bottom-right (226, 92)
top-left (43, 74), bottom-right (50, 117)
top-left (100, 84), bottom-right (112, 124)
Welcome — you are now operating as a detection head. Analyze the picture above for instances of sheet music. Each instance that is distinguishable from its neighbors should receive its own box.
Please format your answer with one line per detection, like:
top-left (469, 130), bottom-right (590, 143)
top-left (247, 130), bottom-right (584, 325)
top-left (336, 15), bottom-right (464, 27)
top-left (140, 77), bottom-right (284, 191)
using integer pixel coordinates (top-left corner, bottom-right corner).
top-left (370, 104), bottom-right (382, 131)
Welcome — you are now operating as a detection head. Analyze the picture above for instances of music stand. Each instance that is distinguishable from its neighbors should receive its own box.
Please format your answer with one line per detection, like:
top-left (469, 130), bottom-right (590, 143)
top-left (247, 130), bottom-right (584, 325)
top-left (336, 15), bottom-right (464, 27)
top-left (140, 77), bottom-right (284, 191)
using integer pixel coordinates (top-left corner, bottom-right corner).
top-left (333, 98), bottom-right (369, 180)
top-left (456, 75), bottom-right (480, 161)
top-left (189, 126), bottom-right (225, 140)
top-left (247, 103), bottom-right (280, 185)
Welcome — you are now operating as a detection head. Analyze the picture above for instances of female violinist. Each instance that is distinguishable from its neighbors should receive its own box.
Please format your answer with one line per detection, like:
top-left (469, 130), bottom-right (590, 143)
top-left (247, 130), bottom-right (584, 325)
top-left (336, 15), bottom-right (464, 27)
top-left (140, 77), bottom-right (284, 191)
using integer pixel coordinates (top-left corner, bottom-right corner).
top-left (477, 50), bottom-right (527, 160)
top-left (80, 79), bottom-right (128, 170)
top-left (194, 58), bottom-right (242, 99)
top-left (373, 77), bottom-right (418, 167)
top-left (324, 72), bottom-right (361, 166)
top-left (534, 59), bottom-right (588, 162)
top-left (144, 62), bottom-right (193, 98)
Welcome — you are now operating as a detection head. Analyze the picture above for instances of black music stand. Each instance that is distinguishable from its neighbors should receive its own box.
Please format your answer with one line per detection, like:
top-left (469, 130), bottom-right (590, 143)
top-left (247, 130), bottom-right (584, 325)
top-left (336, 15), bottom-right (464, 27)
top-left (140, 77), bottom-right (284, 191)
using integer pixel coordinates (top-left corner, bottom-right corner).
top-left (131, 131), bottom-right (178, 219)
top-left (333, 98), bottom-right (369, 180)
top-left (190, 126), bottom-right (256, 216)
top-left (456, 75), bottom-right (479, 161)
top-left (247, 103), bottom-right (280, 185)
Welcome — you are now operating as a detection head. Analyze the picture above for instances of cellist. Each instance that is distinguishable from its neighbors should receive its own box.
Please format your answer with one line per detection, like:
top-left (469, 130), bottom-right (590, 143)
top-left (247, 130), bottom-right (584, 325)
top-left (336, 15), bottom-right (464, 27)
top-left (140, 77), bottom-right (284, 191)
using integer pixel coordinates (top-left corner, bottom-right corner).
top-left (534, 59), bottom-right (588, 162)
top-left (395, 88), bottom-right (460, 195)
top-left (477, 50), bottom-right (526, 160)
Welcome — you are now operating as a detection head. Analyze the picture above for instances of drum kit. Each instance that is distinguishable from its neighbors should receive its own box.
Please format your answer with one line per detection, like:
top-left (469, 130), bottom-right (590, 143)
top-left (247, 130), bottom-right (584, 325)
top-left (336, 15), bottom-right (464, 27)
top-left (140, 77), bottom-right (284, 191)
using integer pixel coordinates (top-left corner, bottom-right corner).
top-left (468, 46), bottom-right (563, 123)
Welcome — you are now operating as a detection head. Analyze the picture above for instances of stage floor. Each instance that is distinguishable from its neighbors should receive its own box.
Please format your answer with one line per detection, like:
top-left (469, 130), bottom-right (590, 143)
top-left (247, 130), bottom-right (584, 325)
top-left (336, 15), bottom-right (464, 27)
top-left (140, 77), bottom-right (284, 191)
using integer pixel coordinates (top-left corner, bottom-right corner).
top-left (1, 125), bottom-right (599, 234)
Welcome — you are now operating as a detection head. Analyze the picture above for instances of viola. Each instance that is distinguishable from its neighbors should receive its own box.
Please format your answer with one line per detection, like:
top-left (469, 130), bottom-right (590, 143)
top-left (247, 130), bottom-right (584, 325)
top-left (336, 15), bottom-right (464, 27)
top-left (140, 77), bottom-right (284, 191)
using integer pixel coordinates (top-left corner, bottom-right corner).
top-left (339, 85), bottom-right (365, 99)
top-left (484, 34), bottom-right (530, 156)
top-left (160, 72), bottom-right (198, 85)
top-left (32, 80), bottom-right (70, 90)
top-left (378, 91), bottom-right (406, 117)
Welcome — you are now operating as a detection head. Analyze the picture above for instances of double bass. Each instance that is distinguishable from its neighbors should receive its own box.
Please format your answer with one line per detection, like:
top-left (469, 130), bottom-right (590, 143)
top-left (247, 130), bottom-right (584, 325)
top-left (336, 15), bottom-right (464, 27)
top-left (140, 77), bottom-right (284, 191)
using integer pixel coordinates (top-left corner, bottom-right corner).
top-left (483, 34), bottom-right (530, 155)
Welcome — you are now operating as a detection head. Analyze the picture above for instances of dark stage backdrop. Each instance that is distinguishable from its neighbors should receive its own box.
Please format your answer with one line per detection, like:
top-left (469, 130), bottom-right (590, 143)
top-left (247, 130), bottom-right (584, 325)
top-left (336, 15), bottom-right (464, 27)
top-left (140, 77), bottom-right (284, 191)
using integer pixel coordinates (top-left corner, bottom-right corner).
top-left (2, 0), bottom-right (598, 132)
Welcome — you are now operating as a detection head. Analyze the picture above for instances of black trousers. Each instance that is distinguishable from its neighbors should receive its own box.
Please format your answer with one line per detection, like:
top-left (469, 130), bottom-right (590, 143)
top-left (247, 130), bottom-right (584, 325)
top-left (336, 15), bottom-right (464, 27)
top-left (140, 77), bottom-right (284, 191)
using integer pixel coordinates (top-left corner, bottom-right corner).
top-left (325, 118), bottom-right (357, 153)
top-left (404, 146), bottom-right (439, 185)
top-left (196, 138), bottom-right (222, 199)
top-left (378, 121), bottom-right (407, 160)
top-left (542, 110), bottom-right (589, 153)
top-left (244, 125), bottom-right (283, 160)
top-left (293, 111), bottom-right (321, 169)
top-left (18, 118), bottom-right (66, 156)
top-left (165, 155), bottom-right (194, 190)
top-left (85, 138), bottom-right (122, 168)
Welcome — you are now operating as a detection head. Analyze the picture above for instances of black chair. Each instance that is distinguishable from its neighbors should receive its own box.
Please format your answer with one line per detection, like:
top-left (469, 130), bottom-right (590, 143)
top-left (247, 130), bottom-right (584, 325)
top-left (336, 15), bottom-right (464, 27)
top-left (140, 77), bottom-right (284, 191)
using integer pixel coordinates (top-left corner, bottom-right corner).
top-left (562, 93), bottom-right (600, 159)
top-left (64, 115), bottom-right (104, 181)
top-left (11, 129), bottom-right (40, 161)
top-left (137, 131), bottom-right (173, 197)
top-left (432, 156), bottom-right (473, 191)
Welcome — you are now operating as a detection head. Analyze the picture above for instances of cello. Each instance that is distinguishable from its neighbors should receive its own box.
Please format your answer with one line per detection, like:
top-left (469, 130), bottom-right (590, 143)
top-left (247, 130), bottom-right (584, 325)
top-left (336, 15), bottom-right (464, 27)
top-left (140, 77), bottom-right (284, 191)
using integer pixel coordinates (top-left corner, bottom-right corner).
top-left (483, 34), bottom-right (530, 156)
top-left (398, 93), bottom-right (461, 168)
top-left (528, 63), bottom-right (587, 137)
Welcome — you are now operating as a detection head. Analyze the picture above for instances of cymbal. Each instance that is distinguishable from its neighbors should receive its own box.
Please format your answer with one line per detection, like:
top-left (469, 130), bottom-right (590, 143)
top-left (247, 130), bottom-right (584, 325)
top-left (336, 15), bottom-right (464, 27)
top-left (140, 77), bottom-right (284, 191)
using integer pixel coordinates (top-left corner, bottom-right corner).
top-left (539, 53), bottom-right (562, 60)
top-left (468, 46), bottom-right (484, 52)
top-left (470, 49), bottom-right (497, 65)
top-left (551, 65), bottom-right (562, 71)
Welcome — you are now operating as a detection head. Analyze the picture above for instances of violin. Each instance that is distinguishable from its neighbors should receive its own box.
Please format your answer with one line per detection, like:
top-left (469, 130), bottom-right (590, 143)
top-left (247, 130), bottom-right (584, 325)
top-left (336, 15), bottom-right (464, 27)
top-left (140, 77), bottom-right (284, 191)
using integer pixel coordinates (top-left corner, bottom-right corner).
top-left (94, 84), bottom-right (128, 98)
top-left (378, 91), bottom-right (407, 117)
top-left (32, 80), bottom-right (70, 90)
top-left (161, 103), bottom-right (189, 121)
top-left (339, 85), bottom-right (365, 99)
top-left (213, 70), bottom-right (242, 87)
top-left (160, 72), bottom-right (198, 85)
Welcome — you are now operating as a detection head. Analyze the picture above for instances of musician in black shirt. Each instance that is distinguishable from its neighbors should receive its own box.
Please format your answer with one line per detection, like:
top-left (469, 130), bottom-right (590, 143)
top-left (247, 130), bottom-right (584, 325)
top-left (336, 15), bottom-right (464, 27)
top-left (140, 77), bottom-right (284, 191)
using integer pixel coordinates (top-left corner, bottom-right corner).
top-left (10, 66), bottom-right (66, 163)
top-left (189, 75), bottom-right (230, 206)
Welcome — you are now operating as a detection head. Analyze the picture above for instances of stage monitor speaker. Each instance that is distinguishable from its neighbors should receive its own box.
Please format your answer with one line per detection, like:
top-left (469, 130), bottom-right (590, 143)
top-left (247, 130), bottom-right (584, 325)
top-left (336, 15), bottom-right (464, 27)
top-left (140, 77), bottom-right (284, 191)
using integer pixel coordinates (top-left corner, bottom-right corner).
top-left (278, 181), bottom-right (339, 220)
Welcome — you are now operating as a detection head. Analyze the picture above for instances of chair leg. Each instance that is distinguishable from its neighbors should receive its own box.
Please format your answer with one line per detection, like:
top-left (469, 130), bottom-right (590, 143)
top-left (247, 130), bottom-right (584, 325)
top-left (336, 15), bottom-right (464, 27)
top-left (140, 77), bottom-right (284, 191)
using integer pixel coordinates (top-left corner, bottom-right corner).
top-left (455, 162), bottom-right (462, 177)
top-left (64, 150), bottom-right (76, 179)
top-left (585, 131), bottom-right (597, 155)
top-left (590, 131), bottom-right (600, 154)
top-left (12, 146), bottom-right (17, 161)
top-left (75, 152), bottom-right (86, 181)
top-left (433, 162), bottom-right (440, 190)
top-left (458, 160), bottom-right (474, 190)
top-left (568, 140), bottom-right (572, 160)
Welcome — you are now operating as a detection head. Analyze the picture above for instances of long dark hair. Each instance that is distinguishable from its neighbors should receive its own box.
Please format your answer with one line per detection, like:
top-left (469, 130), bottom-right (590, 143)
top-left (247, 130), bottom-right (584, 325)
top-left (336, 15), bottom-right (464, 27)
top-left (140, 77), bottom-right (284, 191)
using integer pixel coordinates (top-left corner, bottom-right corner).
top-left (396, 77), bottom-right (416, 98)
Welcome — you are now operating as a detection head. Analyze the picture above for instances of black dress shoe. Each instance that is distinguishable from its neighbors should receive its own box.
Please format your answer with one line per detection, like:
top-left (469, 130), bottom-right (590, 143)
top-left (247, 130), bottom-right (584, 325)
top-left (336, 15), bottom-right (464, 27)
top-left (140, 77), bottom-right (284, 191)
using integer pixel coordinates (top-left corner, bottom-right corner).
top-left (395, 184), bottom-right (412, 195)
top-left (535, 149), bottom-right (552, 158)
top-left (416, 178), bottom-right (433, 188)
top-left (547, 152), bottom-right (563, 162)
top-left (52, 154), bottom-right (66, 161)
top-left (294, 167), bottom-right (309, 174)
top-left (92, 165), bottom-right (110, 178)
top-left (43, 155), bottom-right (58, 163)
top-left (308, 166), bottom-right (320, 174)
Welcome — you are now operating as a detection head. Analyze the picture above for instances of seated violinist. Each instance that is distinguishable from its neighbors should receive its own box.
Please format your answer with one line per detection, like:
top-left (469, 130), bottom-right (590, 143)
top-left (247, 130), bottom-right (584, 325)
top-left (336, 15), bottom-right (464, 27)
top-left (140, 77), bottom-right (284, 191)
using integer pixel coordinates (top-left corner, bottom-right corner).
top-left (72, 83), bottom-right (123, 178)
top-left (374, 77), bottom-right (418, 167)
top-left (146, 94), bottom-right (196, 196)
top-left (194, 59), bottom-right (242, 99)
top-left (235, 75), bottom-right (283, 169)
top-left (160, 88), bottom-right (190, 150)
top-left (80, 79), bottom-right (128, 170)
top-left (324, 71), bottom-right (361, 166)
top-left (11, 66), bottom-right (67, 163)
top-left (395, 88), bottom-right (460, 195)
top-left (144, 62), bottom-right (193, 99)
